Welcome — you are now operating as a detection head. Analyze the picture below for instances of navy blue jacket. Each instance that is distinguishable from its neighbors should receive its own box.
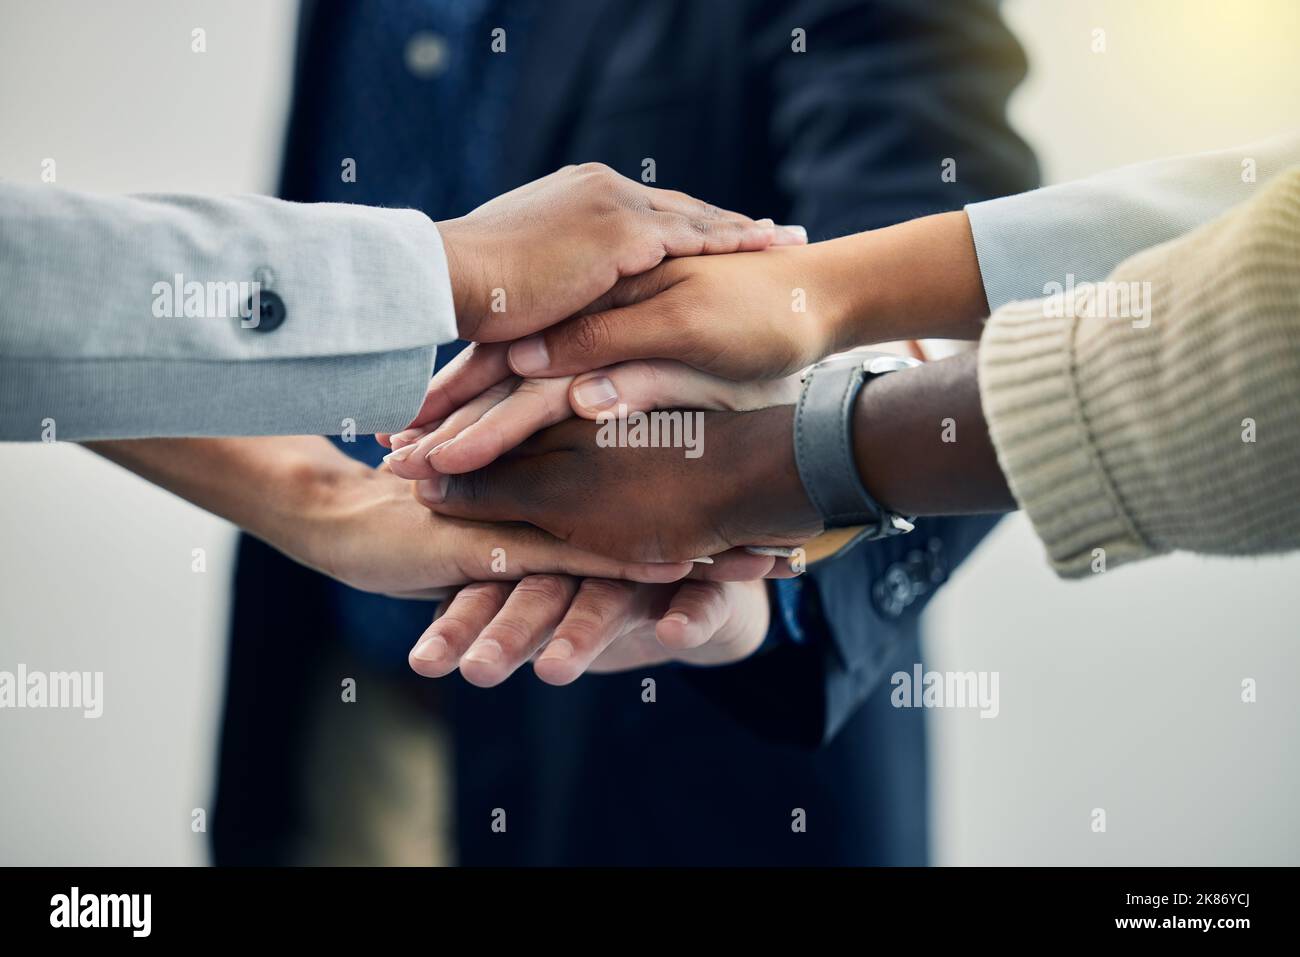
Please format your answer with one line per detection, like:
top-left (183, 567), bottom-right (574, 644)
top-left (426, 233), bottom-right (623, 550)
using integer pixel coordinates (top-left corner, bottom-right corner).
top-left (212, 0), bottom-right (1036, 866)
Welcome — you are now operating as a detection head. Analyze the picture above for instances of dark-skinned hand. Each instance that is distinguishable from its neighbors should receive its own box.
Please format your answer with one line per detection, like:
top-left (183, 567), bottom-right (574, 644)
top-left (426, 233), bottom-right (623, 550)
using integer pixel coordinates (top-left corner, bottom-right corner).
top-left (412, 406), bottom-right (823, 563)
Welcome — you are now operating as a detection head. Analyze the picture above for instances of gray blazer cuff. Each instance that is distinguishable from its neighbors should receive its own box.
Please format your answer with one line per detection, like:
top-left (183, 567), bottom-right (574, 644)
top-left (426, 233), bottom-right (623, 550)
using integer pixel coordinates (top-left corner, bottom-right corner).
top-left (965, 131), bottom-right (1300, 311)
top-left (0, 183), bottom-right (458, 440)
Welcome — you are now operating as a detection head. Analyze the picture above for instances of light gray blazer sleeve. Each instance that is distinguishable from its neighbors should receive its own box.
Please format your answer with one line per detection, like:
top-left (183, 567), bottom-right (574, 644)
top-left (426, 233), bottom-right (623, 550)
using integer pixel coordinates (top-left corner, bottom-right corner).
top-left (965, 130), bottom-right (1300, 311)
top-left (0, 181), bottom-right (458, 441)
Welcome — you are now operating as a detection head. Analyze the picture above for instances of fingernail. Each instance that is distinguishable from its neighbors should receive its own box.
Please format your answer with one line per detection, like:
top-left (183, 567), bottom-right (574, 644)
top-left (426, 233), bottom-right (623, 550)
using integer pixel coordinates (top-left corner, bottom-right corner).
top-left (745, 545), bottom-right (795, 557)
top-left (509, 336), bottom-right (549, 375)
top-left (689, 556), bottom-right (714, 564)
top-left (416, 476), bottom-right (450, 504)
top-left (572, 376), bottom-right (619, 411)
top-left (756, 217), bottom-right (775, 227)
top-left (663, 612), bottom-right (689, 626)
top-left (774, 224), bottom-right (807, 244)
top-left (426, 436), bottom-right (457, 461)
top-left (462, 639), bottom-right (502, 664)
top-left (411, 634), bottom-right (448, 663)
top-left (382, 443), bottom-right (416, 465)
top-left (539, 638), bottom-right (573, 662)
top-left (390, 429), bottom-right (420, 446)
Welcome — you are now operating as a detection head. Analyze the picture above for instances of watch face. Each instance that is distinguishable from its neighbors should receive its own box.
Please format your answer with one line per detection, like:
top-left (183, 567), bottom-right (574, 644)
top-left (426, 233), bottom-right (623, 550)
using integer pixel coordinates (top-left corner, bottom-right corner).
top-left (864, 354), bottom-right (921, 375)
top-left (820, 349), bottom-right (922, 376)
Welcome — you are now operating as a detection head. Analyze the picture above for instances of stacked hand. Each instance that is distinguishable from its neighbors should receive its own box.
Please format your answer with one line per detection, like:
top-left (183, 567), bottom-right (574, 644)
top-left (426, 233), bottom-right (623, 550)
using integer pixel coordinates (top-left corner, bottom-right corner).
top-left (394, 163), bottom-right (821, 683)
top-left (120, 170), bottom-right (988, 686)
top-left (437, 164), bottom-right (806, 343)
top-left (379, 232), bottom-right (855, 568)
top-left (342, 168), bottom-right (820, 682)
top-left (377, 193), bottom-right (948, 681)
top-left (408, 575), bottom-right (770, 687)
top-left (87, 165), bottom-right (811, 691)
top-left (376, 200), bottom-right (1006, 684)
top-left (376, 256), bottom-right (829, 677)
top-left (383, 360), bottom-right (819, 562)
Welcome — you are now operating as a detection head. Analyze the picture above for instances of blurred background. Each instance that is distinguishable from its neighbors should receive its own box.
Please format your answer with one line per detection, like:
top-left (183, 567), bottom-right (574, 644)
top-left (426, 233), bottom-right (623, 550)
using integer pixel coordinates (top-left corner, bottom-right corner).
top-left (0, 0), bottom-right (1296, 865)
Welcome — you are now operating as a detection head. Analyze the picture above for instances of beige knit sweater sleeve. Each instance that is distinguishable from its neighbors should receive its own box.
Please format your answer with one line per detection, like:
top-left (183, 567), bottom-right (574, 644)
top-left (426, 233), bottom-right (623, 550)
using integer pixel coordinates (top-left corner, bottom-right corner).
top-left (978, 167), bottom-right (1300, 578)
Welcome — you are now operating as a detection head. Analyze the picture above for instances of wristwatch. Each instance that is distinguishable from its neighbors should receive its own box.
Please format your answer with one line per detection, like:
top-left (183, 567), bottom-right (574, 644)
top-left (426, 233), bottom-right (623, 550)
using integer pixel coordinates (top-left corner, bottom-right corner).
top-left (792, 349), bottom-right (920, 554)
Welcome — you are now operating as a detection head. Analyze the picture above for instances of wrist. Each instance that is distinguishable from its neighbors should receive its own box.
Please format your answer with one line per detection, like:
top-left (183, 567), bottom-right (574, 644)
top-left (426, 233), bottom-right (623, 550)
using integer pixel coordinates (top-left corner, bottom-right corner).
top-left (716, 405), bottom-right (822, 545)
top-left (821, 211), bottom-right (990, 349)
top-left (848, 351), bottom-right (1015, 515)
top-left (436, 217), bottom-right (486, 339)
top-left (268, 453), bottom-right (374, 574)
top-left (799, 240), bottom-right (862, 360)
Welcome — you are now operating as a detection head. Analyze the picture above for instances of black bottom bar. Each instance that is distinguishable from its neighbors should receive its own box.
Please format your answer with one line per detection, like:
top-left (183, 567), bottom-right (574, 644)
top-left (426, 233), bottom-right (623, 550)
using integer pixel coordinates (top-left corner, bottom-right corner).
top-left (0, 866), bottom-right (1274, 943)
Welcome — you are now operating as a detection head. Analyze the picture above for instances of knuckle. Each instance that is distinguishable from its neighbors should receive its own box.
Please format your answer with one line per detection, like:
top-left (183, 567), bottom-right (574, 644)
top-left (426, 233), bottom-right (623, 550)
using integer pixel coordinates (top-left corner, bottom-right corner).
top-left (480, 615), bottom-right (536, 650)
top-left (584, 163), bottom-right (625, 194)
top-left (430, 619), bottom-right (473, 651)
top-left (434, 614), bottom-right (475, 648)
top-left (432, 602), bottom-right (468, 631)
top-left (553, 617), bottom-right (599, 647)
top-left (513, 377), bottom-right (569, 415)
top-left (682, 580), bottom-right (724, 607)
top-left (593, 198), bottom-right (627, 230)
top-left (575, 578), bottom-right (629, 606)
top-left (515, 574), bottom-right (572, 605)
top-left (622, 358), bottom-right (663, 393)
top-left (569, 313), bottom-right (613, 359)
top-left (715, 217), bottom-right (744, 237)
top-left (451, 582), bottom-right (505, 616)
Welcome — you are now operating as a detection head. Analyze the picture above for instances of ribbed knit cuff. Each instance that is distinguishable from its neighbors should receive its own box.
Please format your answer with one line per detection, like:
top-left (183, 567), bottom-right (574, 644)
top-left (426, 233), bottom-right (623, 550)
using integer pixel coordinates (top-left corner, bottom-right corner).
top-left (977, 300), bottom-right (1154, 578)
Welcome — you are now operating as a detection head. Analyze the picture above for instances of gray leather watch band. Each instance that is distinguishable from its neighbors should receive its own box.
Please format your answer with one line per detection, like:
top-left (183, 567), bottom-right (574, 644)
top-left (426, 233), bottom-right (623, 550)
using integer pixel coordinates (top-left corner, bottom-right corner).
top-left (793, 352), bottom-right (917, 538)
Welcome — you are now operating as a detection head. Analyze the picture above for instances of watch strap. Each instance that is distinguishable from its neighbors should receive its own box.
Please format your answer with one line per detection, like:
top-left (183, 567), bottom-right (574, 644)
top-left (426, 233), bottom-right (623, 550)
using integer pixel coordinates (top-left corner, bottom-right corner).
top-left (793, 353), bottom-right (916, 540)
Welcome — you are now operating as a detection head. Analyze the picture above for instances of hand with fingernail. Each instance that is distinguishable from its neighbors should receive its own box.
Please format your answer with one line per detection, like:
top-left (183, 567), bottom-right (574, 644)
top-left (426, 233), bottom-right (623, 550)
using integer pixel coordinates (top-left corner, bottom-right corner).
top-left (401, 405), bottom-right (822, 564)
top-left (499, 244), bottom-right (840, 383)
top-left (409, 575), bottom-right (770, 688)
top-left (373, 238), bottom-right (825, 459)
top-left (436, 163), bottom-right (805, 344)
top-left (382, 348), bottom-right (800, 479)
top-left (385, 210), bottom-right (989, 462)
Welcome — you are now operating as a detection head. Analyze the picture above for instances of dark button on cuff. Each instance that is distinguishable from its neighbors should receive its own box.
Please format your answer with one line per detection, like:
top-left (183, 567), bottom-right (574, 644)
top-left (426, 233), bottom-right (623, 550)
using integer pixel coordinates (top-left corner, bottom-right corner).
top-left (871, 538), bottom-right (948, 619)
top-left (247, 290), bottom-right (287, 332)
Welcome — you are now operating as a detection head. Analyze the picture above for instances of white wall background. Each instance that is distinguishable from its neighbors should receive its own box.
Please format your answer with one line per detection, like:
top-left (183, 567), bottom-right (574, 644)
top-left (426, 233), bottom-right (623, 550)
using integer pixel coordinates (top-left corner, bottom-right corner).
top-left (0, 0), bottom-right (295, 866)
top-left (926, 0), bottom-right (1300, 865)
top-left (0, 0), bottom-right (1296, 865)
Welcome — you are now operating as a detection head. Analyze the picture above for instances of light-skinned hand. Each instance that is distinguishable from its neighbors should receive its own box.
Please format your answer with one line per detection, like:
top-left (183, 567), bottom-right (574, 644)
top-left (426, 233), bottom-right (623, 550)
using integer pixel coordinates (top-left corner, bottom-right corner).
top-left (408, 574), bottom-right (770, 687)
top-left (440, 163), bottom-right (806, 342)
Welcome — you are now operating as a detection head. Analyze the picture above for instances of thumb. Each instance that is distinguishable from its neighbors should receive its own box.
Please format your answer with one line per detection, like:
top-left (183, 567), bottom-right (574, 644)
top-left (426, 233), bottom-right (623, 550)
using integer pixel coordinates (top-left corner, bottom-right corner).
top-left (569, 360), bottom-right (800, 418)
top-left (655, 580), bottom-right (730, 651)
top-left (506, 294), bottom-right (693, 379)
